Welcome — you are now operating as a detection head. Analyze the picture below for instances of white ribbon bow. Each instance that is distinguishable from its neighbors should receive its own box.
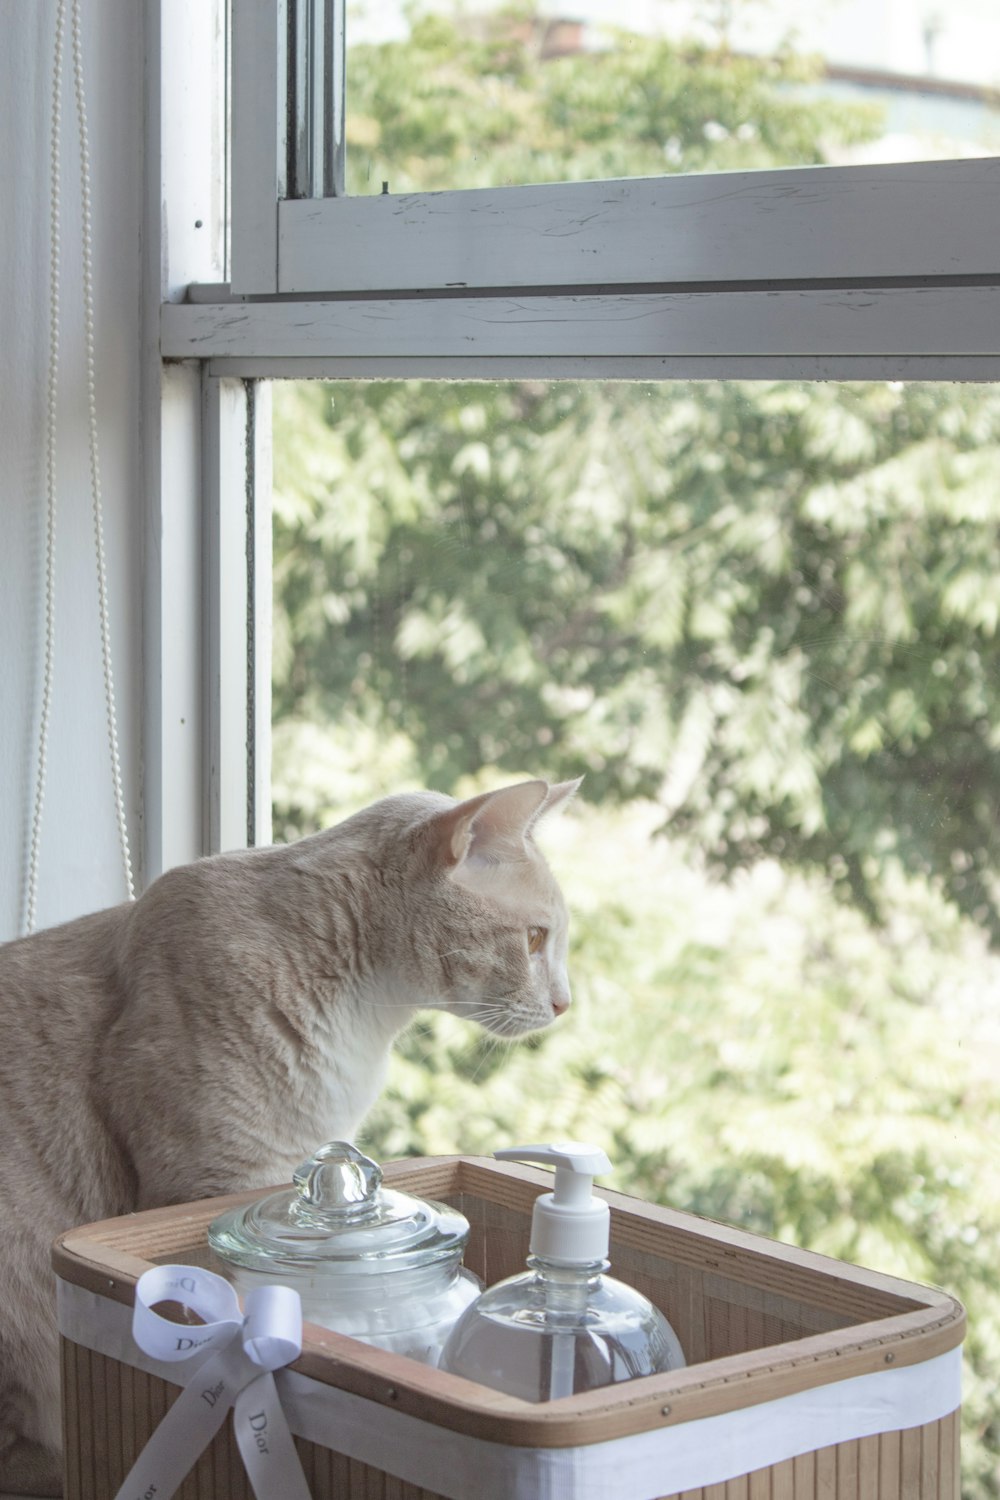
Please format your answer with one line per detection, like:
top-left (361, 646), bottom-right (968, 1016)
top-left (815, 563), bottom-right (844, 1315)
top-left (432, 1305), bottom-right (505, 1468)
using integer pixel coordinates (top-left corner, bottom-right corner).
top-left (113, 1263), bottom-right (313, 1500)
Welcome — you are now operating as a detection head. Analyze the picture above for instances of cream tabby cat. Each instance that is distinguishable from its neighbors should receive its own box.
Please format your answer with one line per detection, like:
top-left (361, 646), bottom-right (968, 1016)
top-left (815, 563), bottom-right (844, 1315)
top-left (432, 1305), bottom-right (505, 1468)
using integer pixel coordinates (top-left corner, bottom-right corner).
top-left (0, 777), bottom-right (577, 1495)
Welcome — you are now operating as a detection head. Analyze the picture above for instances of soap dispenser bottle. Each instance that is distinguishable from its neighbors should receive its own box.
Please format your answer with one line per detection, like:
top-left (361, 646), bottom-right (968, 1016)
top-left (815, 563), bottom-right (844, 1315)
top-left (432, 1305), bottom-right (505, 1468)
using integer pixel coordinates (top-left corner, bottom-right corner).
top-left (439, 1142), bottom-right (686, 1401)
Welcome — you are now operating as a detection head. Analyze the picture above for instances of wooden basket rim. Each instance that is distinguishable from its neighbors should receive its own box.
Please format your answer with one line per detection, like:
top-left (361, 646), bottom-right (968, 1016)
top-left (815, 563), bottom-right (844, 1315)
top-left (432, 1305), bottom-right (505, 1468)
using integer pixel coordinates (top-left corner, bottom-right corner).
top-left (52, 1154), bottom-right (966, 1449)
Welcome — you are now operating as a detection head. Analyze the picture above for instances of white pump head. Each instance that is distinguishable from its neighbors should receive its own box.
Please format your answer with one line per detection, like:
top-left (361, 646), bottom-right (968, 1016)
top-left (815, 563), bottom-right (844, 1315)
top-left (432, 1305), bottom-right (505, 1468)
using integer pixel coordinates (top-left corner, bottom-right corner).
top-left (495, 1142), bottom-right (613, 1266)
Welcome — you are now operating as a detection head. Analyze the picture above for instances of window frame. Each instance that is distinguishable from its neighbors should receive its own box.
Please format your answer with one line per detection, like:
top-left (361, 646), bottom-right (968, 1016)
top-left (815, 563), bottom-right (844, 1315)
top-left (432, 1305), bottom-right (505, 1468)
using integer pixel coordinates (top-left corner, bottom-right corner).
top-left (211, 1), bottom-right (1000, 374)
top-left (152, 0), bottom-right (1000, 880)
top-left (217, 0), bottom-right (1000, 374)
top-left (164, 283), bottom-right (1000, 370)
top-left (265, 162), bottom-right (1000, 296)
top-left (229, 0), bottom-right (1000, 306)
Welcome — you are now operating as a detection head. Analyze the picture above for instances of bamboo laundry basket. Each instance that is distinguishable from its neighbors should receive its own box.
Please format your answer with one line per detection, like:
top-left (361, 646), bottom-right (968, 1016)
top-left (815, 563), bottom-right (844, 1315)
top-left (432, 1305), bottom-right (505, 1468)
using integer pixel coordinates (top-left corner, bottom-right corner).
top-left (53, 1154), bottom-right (964, 1500)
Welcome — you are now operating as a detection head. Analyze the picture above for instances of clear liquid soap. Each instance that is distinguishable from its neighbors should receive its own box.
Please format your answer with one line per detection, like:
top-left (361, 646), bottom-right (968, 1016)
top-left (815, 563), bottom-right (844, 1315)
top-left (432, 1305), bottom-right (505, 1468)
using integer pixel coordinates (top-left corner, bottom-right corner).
top-left (439, 1142), bottom-right (686, 1401)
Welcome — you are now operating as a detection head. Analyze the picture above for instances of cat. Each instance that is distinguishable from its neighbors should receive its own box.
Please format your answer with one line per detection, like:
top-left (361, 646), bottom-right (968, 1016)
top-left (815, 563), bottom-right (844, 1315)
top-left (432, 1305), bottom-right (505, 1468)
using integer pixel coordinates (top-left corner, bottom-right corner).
top-left (0, 776), bottom-right (578, 1495)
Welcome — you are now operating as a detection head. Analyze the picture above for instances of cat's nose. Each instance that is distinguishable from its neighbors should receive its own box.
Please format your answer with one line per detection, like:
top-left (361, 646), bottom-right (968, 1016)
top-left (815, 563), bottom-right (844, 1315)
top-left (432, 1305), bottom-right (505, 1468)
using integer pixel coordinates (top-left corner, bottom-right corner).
top-left (552, 992), bottom-right (571, 1017)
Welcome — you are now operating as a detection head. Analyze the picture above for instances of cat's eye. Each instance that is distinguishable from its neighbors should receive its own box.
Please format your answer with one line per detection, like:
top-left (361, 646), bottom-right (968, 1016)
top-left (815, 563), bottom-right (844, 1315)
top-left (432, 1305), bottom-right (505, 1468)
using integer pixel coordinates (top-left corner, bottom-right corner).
top-left (527, 926), bottom-right (547, 955)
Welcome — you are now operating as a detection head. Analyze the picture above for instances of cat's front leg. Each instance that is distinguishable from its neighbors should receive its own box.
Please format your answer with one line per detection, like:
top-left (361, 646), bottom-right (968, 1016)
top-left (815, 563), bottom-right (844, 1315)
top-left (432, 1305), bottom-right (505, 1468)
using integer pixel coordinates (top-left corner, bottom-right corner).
top-left (0, 1434), bottom-right (62, 1497)
top-left (0, 1356), bottom-right (62, 1497)
top-left (0, 1237), bottom-right (64, 1498)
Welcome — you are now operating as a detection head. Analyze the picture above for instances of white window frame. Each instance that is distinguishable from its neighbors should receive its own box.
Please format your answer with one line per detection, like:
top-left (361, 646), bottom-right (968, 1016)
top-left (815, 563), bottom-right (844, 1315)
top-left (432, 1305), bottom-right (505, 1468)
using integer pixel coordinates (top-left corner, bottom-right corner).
top-left (148, 0), bottom-right (1000, 880)
top-left (229, 2), bottom-right (1000, 299)
top-left (174, 2), bottom-right (1000, 372)
top-left (146, 0), bottom-right (273, 878)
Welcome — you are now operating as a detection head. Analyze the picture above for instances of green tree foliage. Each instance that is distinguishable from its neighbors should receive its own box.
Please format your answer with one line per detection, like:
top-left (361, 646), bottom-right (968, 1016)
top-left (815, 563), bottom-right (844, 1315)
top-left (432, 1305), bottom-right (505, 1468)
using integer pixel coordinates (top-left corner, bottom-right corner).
top-left (345, 6), bottom-right (877, 191)
top-left (275, 376), bottom-right (1000, 940)
top-left (272, 7), bottom-right (1000, 1492)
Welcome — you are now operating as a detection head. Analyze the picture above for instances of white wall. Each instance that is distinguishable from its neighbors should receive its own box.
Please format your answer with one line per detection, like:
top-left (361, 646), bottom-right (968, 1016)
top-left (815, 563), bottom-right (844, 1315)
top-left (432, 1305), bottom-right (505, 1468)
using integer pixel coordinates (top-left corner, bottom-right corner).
top-left (1, 3), bottom-right (144, 939)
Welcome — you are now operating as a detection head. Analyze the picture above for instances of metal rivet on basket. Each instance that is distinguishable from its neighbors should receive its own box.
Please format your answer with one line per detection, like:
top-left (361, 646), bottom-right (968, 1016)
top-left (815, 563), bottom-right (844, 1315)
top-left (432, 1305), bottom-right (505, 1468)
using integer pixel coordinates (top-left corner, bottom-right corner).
top-left (661, 1405), bottom-right (672, 1417)
top-left (386, 1387), bottom-right (399, 1401)
top-left (108, 1280), bottom-right (115, 1289)
top-left (885, 1352), bottom-right (895, 1363)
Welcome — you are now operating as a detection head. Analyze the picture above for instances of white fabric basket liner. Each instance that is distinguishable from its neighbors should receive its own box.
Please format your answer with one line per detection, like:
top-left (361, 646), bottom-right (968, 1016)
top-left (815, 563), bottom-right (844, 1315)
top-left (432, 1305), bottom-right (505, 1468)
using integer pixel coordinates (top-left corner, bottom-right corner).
top-left (58, 1277), bottom-right (961, 1500)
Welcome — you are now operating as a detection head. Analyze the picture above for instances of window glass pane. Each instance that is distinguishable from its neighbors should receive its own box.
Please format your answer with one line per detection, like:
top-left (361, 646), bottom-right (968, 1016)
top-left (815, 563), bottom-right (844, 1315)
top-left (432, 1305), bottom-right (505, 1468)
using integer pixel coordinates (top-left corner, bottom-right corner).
top-left (345, 0), bottom-right (1000, 196)
top-left (271, 375), bottom-right (999, 1488)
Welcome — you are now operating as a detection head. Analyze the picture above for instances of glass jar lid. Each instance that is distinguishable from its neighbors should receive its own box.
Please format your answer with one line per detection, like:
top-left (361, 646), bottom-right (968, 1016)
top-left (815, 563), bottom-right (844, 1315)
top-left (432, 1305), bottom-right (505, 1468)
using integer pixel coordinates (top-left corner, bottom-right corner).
top-left (207, 1141), bottom-right (471, 1277)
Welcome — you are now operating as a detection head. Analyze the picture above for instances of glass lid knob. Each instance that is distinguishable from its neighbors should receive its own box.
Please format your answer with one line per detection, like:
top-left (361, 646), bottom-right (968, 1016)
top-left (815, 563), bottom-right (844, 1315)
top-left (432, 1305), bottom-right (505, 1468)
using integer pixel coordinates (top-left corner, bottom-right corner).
top-left (292, 1141), bottom-right (383, 1213)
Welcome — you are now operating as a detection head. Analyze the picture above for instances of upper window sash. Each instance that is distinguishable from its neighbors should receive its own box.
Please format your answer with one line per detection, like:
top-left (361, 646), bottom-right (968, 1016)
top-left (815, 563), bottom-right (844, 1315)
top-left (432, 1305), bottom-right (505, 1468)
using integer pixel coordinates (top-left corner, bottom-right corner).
top-left (230, 1), bottom-right (1000, 299)
top-left (272, 161), bottom-right (1000, 295)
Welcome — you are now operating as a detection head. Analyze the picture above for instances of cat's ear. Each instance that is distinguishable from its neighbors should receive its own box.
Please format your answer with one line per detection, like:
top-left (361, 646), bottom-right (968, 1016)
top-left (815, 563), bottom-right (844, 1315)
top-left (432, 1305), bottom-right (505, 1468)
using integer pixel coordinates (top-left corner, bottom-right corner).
top-left (432, 780), bottom-right (551, 869)
top-left (528, 777), bottom-right (583, 831)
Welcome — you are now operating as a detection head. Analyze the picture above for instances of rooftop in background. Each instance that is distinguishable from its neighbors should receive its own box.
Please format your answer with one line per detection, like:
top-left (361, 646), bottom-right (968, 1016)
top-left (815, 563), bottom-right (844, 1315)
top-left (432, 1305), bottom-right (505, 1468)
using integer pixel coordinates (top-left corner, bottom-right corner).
top-left (616, 0), bottom-right (1000, 160)
top-left (576, 0), bottom-right (996, 83)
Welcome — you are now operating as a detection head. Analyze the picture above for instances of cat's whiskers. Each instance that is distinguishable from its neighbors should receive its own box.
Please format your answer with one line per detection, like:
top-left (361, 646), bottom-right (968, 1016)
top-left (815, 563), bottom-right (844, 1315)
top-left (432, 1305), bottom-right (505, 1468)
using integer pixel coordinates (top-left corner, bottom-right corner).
top-left (400, 1029), bottom-right (443, 1072)
top-left (468, 1032), bottom-right (514, 1085)
top-left (457, 1010), bottom-right (507, 1030)
top-left (454, 1002), bottom-right (529, 1039)
top-left (365, 996), bottom-right (515, 1015)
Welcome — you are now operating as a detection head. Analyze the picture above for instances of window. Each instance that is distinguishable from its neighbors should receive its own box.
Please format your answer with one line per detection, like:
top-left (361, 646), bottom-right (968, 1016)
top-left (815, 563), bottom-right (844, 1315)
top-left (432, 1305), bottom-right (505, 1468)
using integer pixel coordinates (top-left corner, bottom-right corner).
top-left (224, 0), bottom-right (1000, 302)
top-left (156, 4), bottom-right (1000, 1490)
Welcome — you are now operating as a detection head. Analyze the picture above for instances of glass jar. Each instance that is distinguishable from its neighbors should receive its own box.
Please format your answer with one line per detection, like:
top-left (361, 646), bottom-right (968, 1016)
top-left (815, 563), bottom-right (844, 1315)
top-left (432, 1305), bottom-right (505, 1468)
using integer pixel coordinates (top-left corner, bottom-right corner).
top-left (207, 1141), bottom-right (481, 1364)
